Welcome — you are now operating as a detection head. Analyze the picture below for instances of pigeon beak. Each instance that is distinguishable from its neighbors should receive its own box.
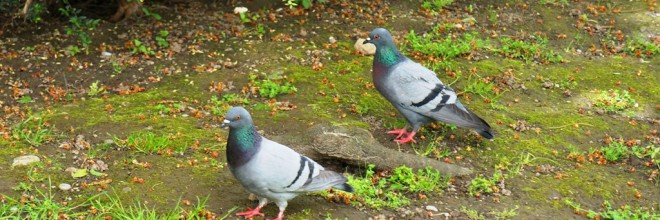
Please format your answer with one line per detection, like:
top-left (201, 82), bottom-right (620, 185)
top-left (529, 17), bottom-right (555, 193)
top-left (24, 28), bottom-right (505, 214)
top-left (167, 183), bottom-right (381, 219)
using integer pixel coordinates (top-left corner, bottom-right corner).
top-left (363, 37), bottom-right (371, 44)
top-left (220, 119), bottom-right (230, 128)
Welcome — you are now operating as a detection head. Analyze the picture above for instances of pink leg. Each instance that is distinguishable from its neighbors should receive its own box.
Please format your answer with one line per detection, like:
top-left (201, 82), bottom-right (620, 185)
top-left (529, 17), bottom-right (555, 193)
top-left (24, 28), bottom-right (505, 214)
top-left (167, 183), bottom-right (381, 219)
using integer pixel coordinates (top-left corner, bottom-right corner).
top-left (266, 210), bottom-right (284, 220)
top-left (386, 128), bottom-right (408, 139)
top-left (394, 131), bottom-right (417, 144)
top-left (267, 201), bottom-right (287, 220)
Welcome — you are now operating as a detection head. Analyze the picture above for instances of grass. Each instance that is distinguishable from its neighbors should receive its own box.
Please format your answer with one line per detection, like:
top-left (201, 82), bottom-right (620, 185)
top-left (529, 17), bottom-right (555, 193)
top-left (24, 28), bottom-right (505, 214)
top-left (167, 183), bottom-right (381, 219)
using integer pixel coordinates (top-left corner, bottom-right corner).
top-left (631, 144), bottom-right (659, 167)
top-left (11, 115), bottom-right (54, 147)
top-left (564, 199), bottom-right (658, 220)
top-left (58, 3), bottom-right (100, 54)
top-left (465, 153), bottom-right (549, 198)
top-left (114, 131), bottom-right (179, 154)
top-left (540, 0), bottom-right (569, 6)
top-left (490, 206), bottom-right (519, 219)
top-left (600, 142), bottom-right (628, 162)
top-left (221, 93), bottom-right (250, 105)
top-left (0, 184), bottom-right (231, 219)
top-left (88, 80), bottom-right (104, 97)
top-left (411, 138), bottom-right (438, 157)
top-left (591, 89), bottom-right (637, 113)
top-left (249, 74), bottom-right (298, 99)
top-left (405, 25), bottom-right (564, 65)
top-left (421, 0), bottom-right (454, 12)
top-left (467, 171), bottom-right (502, 197)
top-left (155, 30), bottom-right (169, 48)
top-left (389, 166), bottom-right (447, 193)
top-left (594, 142), bottom-right (659, 167)
top-left (131, 39), bottom-right (155, 56)
top-left (1, 179), bottom-right (91, 219)
top-left (111, 59), bottom-right (125, 74)
top-left (405, 26), bottom-right (487, 61)
top-left (206, 93), bottom-right (250, 116)
top-left (497, 35), bottom-right (563, 64)
top-left (208, 95), bottom-right (231, 116)
top-left (345, 164), bottom-right (448, 209)
top-left (91, 193), bottom-right (226, 219)
top-left (462, 77), bottom-right (503, 105)
top-left (623, 36), bottom-right (660, 57)
top-left (460, 206), bottom-right (485, 220)
top-left (17, 96), bottom-right (33, 104)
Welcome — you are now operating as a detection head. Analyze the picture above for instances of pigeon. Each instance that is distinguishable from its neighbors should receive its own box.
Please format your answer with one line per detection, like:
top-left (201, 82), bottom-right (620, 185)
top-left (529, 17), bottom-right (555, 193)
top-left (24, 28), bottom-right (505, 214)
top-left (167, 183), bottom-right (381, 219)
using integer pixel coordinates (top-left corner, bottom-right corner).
top-left (363, 28), bottom-right (493, 143)
top-left (222, 106), bottom-right (354, 220)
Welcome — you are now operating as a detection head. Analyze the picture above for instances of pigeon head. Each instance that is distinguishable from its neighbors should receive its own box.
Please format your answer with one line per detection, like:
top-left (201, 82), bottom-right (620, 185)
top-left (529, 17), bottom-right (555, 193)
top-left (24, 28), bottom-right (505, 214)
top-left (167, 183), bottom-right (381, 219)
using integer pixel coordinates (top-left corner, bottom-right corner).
top-left (221, 106), bottom-right (253, 129)
top-left (364, 28), bottom-right (402, 67)
top-left (364, 28), bottom-right (396, 49)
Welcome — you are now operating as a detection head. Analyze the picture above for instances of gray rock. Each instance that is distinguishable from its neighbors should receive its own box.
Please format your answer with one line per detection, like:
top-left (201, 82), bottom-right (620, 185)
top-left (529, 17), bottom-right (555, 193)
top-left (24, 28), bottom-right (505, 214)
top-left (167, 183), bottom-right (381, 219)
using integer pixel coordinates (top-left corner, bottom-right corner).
top-left (426, 205), bottom-right (439, 212)
top-left (11, 155), bottom-right (40, 167)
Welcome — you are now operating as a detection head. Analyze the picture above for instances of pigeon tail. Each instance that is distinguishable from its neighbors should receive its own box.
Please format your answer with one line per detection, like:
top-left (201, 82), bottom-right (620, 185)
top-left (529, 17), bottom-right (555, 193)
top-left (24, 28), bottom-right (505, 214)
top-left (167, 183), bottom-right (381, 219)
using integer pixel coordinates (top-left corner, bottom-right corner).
top-left (297, 170), bottom-right (350, 192)
top-left (333, 183), bottom-right (354, 193)
top-left (478, 129), bottom-right (494, 139)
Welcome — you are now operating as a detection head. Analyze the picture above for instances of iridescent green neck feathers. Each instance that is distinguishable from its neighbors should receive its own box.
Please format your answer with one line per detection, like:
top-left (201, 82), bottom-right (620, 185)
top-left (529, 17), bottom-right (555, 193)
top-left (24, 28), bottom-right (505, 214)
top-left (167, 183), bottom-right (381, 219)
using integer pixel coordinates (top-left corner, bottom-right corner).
top-left (375, 46), bottom-right (401, 67)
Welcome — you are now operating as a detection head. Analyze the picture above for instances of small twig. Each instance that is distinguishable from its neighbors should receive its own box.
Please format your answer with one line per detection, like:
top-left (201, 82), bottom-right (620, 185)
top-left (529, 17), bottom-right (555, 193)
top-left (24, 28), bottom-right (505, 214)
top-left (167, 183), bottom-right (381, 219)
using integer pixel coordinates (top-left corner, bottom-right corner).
top-left (548, 123), bottom-right (594, 129)
top-left (223, 206), bottom-right (240, 220)
top-left (150, 181), bottom-right (163, 190)
top-left (21, 0), bottom-right (33, 15)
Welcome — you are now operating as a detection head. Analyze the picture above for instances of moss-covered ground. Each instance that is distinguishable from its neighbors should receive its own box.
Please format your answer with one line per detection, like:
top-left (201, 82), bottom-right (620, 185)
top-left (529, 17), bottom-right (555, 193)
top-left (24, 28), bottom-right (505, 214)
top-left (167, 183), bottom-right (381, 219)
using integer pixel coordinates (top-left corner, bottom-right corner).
top-left (0, 0), bottom-right (658, 219)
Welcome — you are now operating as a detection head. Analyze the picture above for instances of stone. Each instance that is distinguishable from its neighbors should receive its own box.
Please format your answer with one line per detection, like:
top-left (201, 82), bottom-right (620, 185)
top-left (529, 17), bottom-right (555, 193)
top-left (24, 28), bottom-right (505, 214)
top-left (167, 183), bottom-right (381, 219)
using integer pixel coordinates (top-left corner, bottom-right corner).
top-left (542, 81), bottom-right (554, 89)
top-left (328, 36), bottom-right (337, 44)
top-left (426, 205), bottom-right (439, 212)
top-left (354, 38), bottom-right (376, 55)
top-left (502, 189), bottom-right (512, 196)
top-left (59, 183), bottom-right (72, 191)
top-left (101, 51), bottom-right (112, 58)
top-left (233, 7), bottom-right (248, 14)
top-left (11, 155), bottom-right (40, 167)
top-left (271, 123), bottom-right (473, 176)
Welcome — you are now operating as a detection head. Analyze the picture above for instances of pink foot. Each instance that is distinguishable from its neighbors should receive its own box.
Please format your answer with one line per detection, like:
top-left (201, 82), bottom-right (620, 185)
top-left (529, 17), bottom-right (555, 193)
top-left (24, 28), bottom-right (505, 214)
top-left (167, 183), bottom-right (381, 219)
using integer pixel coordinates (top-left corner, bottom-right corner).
top-left (267, 211), bottom-right (284, 220)
top-left (394, 131), bottom-right (417, 144)
top-left (236, 206), bottom-right (265, 219)
top-left (386, 128), bottom-right (408, 139)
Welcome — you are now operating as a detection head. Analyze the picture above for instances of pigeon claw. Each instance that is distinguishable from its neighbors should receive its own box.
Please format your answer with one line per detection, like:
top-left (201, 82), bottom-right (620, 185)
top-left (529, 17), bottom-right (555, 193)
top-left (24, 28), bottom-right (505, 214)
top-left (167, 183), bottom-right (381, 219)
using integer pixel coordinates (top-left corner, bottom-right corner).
top-left (393, 131), bottom-right (417, 144)
top-left (266, 212), bottom-right (284, 220)
top-left (236, 207), bottom-right (265, 218)
top-left (386, 128), bottom-right (408, 139)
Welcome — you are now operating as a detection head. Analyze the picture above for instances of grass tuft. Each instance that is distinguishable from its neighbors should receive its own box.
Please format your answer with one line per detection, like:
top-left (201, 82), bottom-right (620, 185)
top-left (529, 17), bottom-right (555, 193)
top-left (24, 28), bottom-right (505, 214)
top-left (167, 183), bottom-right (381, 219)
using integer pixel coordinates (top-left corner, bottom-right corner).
top-left (345, 164), bottom-right (448, 209)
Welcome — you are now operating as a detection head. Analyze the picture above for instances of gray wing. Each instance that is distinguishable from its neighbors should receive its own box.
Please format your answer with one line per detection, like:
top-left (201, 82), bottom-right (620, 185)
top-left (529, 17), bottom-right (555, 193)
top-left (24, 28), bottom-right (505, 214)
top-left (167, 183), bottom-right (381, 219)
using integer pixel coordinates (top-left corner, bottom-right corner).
top-left (389, 60), bottom-right (492, 132)
top-left (249, 138), bottom-right (346, 193)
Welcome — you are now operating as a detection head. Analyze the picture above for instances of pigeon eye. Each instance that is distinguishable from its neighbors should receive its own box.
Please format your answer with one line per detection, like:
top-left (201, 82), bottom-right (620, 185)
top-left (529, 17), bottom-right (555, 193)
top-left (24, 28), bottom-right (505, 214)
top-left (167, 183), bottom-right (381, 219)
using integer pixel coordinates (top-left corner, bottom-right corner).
top-left (235, 115), bottom-right (241, 120)
top-left (374, 34), bottom-right (380, 39)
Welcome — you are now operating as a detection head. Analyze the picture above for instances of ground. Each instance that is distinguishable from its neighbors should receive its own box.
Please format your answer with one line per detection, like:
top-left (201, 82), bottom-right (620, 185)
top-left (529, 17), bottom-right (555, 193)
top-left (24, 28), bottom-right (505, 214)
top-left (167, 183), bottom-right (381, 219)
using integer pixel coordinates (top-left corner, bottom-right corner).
top-left (0, 0), bottom-right (658, 219)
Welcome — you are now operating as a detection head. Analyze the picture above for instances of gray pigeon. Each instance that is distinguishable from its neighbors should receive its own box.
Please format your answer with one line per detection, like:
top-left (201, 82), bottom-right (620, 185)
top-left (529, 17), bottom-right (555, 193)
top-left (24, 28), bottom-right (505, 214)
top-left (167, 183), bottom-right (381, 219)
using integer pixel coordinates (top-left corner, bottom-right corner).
top-left (363, 28), bottom-right (493, 143)
top-left (222, 106), bottom-right (353, 220)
